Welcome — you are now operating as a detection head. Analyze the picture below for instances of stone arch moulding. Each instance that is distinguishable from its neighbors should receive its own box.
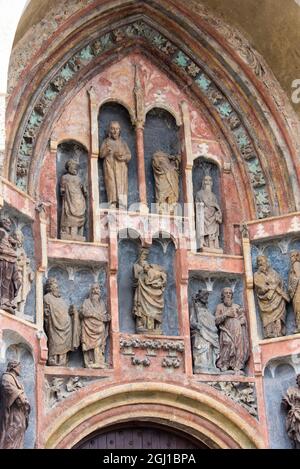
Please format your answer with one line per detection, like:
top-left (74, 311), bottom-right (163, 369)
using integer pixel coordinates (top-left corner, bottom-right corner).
top-left (5, 1), bottom-right (300, 220)
top-left (42, 382), bottom-right (265, 449)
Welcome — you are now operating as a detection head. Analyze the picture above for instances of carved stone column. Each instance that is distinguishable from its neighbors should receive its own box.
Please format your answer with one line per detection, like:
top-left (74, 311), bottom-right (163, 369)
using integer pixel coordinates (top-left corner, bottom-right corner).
top-left (87, 87), bottom-right (101, 242)
top-left (35, 203), bottom-right (48, 331)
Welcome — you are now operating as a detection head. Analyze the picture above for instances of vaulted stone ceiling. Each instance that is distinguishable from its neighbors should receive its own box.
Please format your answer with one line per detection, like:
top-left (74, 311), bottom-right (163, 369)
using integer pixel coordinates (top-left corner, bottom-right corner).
top-left (13, 0), bottom-right (300, 117)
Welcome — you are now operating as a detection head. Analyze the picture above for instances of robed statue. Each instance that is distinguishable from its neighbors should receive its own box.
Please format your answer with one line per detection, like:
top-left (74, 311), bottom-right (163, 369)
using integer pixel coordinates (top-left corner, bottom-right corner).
top-left (100, 121), bottom-right (131, 209)
top-left (80, 283), bottom-right (111, 368)
top-left (215, 287), bottom-right (249, 373)
top-left (282, 375), bottom-right (300, 449)
top-left (43, 278), bottom-right (80, 366)
top-left (254, 255), bottom-right (289, 338)
top-left (60, 159), bottom-right (87, 241)
top-left (152, 151), bottom-right (180, 215)
top-left (0, 361), bottom-right (30, 449)
top-left (132, 248), bottom-right (167, 335)
top-left (288, 251), bottom-right (300, 334)
top-left (190, 289), bottom-right (219, 373)
top-left (195, 175), bottom-right (222, 251)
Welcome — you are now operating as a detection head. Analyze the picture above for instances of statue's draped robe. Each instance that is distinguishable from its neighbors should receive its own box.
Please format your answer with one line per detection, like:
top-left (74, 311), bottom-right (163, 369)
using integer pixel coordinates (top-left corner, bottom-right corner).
top-left (0, 228), bottom-right (20, 307)
top-left (190, 301), bottom-right (219, 371)
top-left (254, 267), bottom-right (287, 331)
top-left (283, 386), bottom-right (300, 444)
top-left (195, 189), bottom-right (221, 243)
top-left (0, 372), bottom-right (30, 449)
top-left (215, 303), bottom-right (249, 371)
top-left (60, 173), bottom-right (86, 230)
top-left (44, 293), bottom-right (78, 357)
top-left (152, 153), bottom-right (179, 206)
top-left (288, 260), bottom-right (300, 328)
top-left (100, 137), bottom-right (131, 207)
top-left (81, 298), bottom-right (108, 352)
top-left (133, 262), bottom-right (167, 330)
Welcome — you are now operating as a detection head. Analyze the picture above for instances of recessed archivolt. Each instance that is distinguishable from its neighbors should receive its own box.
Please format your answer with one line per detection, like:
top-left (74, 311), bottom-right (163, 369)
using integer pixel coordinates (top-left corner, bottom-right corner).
top-left (6, 3), bottom-right (299, 219)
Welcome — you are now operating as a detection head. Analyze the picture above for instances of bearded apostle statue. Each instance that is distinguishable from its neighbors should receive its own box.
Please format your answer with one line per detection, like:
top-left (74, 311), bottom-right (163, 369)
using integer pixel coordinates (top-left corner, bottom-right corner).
top-left (60, 159), bottom-right (87, 241)
top-left (100, 121), bottom-right (131, 209)
top-left (80, 284), bottom-right (111, 369)
top-left (152, 151), bottom-right (180, 215)
top-left (195, 175), bottom-right (222, 252)
top-left (0, 361), bottom-right (31, 449)
top-left (132, 248), bottom-right (167, 335)
top-left (215, 287), bottom-right (249, 374)
top-left (254, 255), bottom-right (289, 338)
top-left (288, 250), bottom-right (300, 334)
top-left (282, 375), bottom-right (300, 449)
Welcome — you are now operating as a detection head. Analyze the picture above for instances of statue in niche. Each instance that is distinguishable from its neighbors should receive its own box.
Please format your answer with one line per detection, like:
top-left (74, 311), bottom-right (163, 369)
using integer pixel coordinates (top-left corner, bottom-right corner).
top-left (152, 151), bottom-right (181, 215)
top-left (80, 283), bottom-right (111, 369)
top-left (60, 159), bottom-right (87, 242)
top-left (254, 255), bottom-right (289, 338)
top-left (99, 121), bottom-right (131, 209)
top-left (288, 250), bottom-right (300, 334)
top-left (190, 289), bottom-right (219, 374)
top-left (195, 174), bottom-right (222, 251)
top-left (215, 287), bottom-right (249, 374)
top-left (0, 361), bottom-right (31, 449)
top-left (0, 215), bottom-right (21, 314)
top-left (13, 229), bottom-right (34, 315)
top-left (132, 248), bottom-right (167, 335)
top-left (282, 374), bottom-right (300, 449)
top-left (43, 277), bottom-right (80, 366)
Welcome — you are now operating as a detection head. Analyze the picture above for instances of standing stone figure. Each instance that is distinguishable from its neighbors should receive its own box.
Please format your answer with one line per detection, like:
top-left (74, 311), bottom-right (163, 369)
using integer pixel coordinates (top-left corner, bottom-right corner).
top-left (0, 215), bottom-right (21, 314)
top-left (215, 287), bottom-right (249, 373)
top-left (0, 361), bottom-right (30, 449)
top-left (44, 278), bottom-right (80, 366)
top-left (60, 159), bottom-right (87, 241)
top-left (80, 284), bottom-right (111, 369)
top-left (132, 248), bottom-right (167, 335)
top-left (195, 175), bottom-right (222, 251)
top-left (13, 229), bottom-right (34, 315)
top-left (288, 250), bottom-right (300, 333)
top-left (282, 375), bottom-right (300, 449)
top-left (152, 151), bottom-right (180, 214)
top-left (254, 255), bottom-right (289, 338)
top-left (100, 121), bottom-right (131, 209)
top-left (190, 289), bottom-right (219, 374)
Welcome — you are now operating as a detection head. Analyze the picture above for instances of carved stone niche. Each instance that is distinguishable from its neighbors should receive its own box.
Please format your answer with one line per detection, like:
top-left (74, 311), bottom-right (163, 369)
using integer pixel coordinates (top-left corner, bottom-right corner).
top-left (192, 158), bottom-right (223, 253)
top-left (0, 330), bottom-right (35, 449)
top-left (56, 141), bottom-right (89, 242)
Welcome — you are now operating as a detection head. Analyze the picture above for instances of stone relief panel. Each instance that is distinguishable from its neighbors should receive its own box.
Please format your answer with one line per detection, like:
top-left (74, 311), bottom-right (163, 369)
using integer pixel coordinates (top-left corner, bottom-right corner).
top-left (0, 205), bottom-right (35, 321)
top-left (98, 102), bottom-right (138, 209)
top-left (118, 237), bottom-right (179, 336)
top-left (0, 331), bottom-right (35, 449)
top-left (56, 141), bottom-right (89, 242)
top-left (252, 237), bottom-right (300, 338)
top-left (45, 263), bottom-right (109, 368)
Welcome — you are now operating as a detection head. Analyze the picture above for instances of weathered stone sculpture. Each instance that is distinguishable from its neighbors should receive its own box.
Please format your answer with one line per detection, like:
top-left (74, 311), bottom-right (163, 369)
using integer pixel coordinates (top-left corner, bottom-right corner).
top-left (0, 361), bottom-right (30, 449)
top-left (190, 289), bottom-right (219, 374)
top-left (0, 215), bottom-right (21, 314)
top-left (43, 278), bottom-right (80, 366)
top-left (80, 283), bottom-right (111, 368)
top-left (13, 229), bottom-right (34, 315)
top-left (60, 159), bottom-right (87, 241)
top-left (282, 375), bottom-right (300, 449)
top-left (288, 250), bottom-right (300, 334)
top-left (195, 175), bottom-right (222, 251)
top-left (132, 248), bottom-right (167, 335)
top-left (152, 151), bottom-right (180, 214)
top-left (99, 121), bottom-right (131, 209)
top-left (254, 255), bottom-right (289, 338)
top-left (215, 287), bottom-right (249, 373)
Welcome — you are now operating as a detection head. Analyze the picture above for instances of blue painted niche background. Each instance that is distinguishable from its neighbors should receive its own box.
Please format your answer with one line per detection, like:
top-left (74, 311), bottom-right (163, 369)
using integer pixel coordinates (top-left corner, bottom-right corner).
top-left (47, 263), bottom-right (108, 368)
top-left (144, 108), bottom-right (182, 213)
top-left (251, 236), bottom-right (300, 337)
top-left (98, 102), bottom-right (139, 209)
top-left (56, 141), bottom-right (89, 240)
top-left (118, 237), bottom-right (179, 336)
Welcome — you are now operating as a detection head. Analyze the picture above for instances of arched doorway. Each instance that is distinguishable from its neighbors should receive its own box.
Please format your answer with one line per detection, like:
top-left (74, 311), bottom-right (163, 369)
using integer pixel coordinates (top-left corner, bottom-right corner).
top-left (74, 422), bottom-right (207, 449)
